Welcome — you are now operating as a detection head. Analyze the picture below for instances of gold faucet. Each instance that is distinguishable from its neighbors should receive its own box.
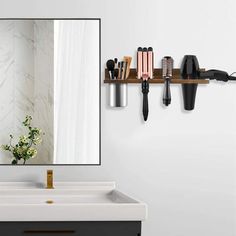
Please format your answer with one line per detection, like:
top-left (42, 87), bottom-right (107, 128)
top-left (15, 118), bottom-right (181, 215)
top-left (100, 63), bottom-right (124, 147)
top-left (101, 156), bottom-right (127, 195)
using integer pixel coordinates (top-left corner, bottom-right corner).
top-left (46, 170), bottom-right (54, 189)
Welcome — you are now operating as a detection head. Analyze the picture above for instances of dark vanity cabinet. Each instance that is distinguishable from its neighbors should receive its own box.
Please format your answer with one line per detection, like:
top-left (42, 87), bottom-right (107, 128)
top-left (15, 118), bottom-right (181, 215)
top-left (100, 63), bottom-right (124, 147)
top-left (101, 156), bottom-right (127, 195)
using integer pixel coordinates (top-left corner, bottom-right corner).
top-left (0, 221), bottom-right (141, 236)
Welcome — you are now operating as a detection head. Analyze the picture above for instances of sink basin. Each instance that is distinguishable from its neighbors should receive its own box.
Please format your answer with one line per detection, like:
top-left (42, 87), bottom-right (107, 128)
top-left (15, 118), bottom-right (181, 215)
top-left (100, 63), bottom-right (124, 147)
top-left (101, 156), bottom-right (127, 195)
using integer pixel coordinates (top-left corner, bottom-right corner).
top-left (0, 182), bottom-right (147, 221)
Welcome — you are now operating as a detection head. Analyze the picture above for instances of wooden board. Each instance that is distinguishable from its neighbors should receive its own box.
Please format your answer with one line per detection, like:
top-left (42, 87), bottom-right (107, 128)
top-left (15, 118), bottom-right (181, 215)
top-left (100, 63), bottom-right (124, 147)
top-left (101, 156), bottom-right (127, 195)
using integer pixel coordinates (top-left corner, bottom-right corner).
top-left (104, 69), bottom-right (209, 84)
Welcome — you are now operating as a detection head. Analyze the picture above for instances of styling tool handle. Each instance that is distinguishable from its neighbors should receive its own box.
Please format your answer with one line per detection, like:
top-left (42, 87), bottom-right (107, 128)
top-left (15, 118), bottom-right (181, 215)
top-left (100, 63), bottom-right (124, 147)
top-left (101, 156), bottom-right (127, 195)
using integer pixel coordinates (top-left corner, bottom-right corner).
top-left (142, 80), bottom-right (149, 121)
top-left (163, 79), bottom-right (171, 106)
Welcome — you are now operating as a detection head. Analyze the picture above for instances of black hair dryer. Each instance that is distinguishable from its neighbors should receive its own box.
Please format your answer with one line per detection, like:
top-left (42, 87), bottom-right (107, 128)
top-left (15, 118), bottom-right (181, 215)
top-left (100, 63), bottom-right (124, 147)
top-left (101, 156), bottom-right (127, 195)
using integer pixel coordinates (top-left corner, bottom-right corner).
top-left (180, 55), bottom-right (200, 110)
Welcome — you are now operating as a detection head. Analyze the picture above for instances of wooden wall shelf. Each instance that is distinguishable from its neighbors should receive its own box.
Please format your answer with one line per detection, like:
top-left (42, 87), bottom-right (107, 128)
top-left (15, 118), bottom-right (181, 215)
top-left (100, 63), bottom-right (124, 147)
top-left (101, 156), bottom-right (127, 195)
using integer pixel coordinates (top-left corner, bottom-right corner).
top-left (104, 69), bottom-right (209, 84)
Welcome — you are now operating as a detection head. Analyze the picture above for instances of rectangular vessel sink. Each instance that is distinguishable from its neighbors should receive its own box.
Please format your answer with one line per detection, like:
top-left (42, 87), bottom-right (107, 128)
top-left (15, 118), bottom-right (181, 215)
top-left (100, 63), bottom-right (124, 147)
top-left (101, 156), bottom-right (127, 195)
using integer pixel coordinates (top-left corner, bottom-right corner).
top-left (0, 182), bottom-right (147, 221)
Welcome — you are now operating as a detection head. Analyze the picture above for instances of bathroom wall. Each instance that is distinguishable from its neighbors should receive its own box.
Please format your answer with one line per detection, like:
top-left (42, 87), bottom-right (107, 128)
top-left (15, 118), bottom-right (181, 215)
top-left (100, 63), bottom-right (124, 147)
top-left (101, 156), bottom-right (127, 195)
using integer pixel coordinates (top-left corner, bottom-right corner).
top-left (0, 20), bottom-right (54, 164)
top-left (0, 0), bottom-right (236, 236)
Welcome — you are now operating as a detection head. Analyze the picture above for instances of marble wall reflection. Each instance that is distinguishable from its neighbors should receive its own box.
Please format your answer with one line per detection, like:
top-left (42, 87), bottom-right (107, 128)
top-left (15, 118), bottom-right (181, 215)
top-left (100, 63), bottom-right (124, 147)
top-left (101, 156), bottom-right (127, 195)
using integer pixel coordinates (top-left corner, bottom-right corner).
top-left (0, 20), bottom-right (54, 164)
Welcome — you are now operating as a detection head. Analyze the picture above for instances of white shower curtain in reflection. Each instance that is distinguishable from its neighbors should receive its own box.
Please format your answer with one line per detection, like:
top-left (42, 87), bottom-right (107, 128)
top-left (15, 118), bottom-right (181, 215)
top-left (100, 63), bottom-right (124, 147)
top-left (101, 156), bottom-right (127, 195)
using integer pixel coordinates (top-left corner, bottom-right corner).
top-left (54, 20), bottom-right (99, 164)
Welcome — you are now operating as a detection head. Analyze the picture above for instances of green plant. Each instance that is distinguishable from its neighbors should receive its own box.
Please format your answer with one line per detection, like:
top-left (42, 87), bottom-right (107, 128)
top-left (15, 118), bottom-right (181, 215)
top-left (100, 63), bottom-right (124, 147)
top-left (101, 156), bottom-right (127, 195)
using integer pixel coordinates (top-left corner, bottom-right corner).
top-left (1, 115), bottom-right (44, 165)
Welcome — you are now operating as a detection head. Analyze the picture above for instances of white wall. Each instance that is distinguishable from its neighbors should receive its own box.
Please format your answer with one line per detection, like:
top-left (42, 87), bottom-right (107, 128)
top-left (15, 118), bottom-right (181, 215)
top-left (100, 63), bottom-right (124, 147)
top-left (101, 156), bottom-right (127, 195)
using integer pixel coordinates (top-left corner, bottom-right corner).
top-left (0, 0), bottom-right (236, 235)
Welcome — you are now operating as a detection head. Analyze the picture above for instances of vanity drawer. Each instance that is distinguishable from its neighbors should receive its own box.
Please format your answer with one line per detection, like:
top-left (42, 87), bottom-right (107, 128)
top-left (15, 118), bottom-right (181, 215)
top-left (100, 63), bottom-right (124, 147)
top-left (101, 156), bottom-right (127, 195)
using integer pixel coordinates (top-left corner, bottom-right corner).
top-left (0, 221), bottom-right (141, 236)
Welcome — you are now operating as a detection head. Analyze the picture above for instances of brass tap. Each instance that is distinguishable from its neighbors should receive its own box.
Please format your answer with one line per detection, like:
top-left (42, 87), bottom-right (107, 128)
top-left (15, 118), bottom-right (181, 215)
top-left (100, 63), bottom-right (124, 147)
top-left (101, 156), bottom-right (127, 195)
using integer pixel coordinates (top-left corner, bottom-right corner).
top-left (46, 170), bottom-right (54, 189)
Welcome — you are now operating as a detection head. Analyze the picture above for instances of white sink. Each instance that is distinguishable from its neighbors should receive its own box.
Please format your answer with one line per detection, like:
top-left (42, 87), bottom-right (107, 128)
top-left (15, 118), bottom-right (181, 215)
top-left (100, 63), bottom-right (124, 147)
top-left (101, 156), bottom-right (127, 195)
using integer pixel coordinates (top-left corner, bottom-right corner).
top-left (0, 182), bottom-right (147, 221)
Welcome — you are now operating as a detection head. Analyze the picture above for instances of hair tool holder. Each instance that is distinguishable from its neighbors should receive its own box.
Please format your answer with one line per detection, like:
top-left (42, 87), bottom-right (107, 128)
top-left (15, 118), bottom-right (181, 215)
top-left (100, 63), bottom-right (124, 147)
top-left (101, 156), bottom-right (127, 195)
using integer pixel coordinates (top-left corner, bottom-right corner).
top-left (106, 57), bottom-right (132, 107)
top-left (105, 52), bottom-right (236, 121)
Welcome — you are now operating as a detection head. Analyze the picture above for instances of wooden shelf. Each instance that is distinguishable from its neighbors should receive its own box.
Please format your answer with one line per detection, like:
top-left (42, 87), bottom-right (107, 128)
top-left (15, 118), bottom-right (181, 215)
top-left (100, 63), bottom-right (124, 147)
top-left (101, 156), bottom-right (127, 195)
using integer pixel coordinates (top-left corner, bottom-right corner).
top-left (104, 68), bottom-right (209, 84)
top-left (104, 78), bottom-right (209, 84)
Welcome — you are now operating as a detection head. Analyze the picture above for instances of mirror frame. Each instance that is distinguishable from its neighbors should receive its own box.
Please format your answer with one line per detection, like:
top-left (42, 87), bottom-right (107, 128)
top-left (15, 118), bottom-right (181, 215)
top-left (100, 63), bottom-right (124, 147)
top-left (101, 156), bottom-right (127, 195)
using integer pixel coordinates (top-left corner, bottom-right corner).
top-left (0, 18), bottom-right (101, 166)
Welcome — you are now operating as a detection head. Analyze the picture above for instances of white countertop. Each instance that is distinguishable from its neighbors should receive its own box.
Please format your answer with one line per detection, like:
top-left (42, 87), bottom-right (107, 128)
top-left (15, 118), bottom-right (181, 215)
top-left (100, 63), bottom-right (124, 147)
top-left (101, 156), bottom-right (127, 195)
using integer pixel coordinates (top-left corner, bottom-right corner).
top-left (0, 182), bottom-right (147, 221)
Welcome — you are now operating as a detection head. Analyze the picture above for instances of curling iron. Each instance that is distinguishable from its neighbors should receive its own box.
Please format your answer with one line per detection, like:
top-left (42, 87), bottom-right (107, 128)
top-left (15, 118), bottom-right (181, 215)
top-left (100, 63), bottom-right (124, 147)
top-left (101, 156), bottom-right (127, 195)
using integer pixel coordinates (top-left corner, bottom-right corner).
top-left (137, 47), bottom-right (153, 121)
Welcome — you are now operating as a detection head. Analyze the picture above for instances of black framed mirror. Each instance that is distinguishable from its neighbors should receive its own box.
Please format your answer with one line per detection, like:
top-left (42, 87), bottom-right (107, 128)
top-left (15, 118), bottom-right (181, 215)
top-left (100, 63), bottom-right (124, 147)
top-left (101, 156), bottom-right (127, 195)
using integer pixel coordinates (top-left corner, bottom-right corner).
top-left (0, 18), bottom-right (101, 165)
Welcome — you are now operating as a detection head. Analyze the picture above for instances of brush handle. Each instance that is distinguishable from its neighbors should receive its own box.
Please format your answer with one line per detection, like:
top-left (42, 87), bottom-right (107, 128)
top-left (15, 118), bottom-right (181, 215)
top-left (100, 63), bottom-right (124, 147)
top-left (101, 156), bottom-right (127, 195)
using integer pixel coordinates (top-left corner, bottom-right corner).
top-left (142, 80), bottom-right (149, 121)
top-left (109, 71), bottom-right (114, 80)
top-left (163, 79), bottom-right (171, 106)
top-left (122, 61), bottom-right (127, 80)
top-left (124, 56), bottom-right (132, 79)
